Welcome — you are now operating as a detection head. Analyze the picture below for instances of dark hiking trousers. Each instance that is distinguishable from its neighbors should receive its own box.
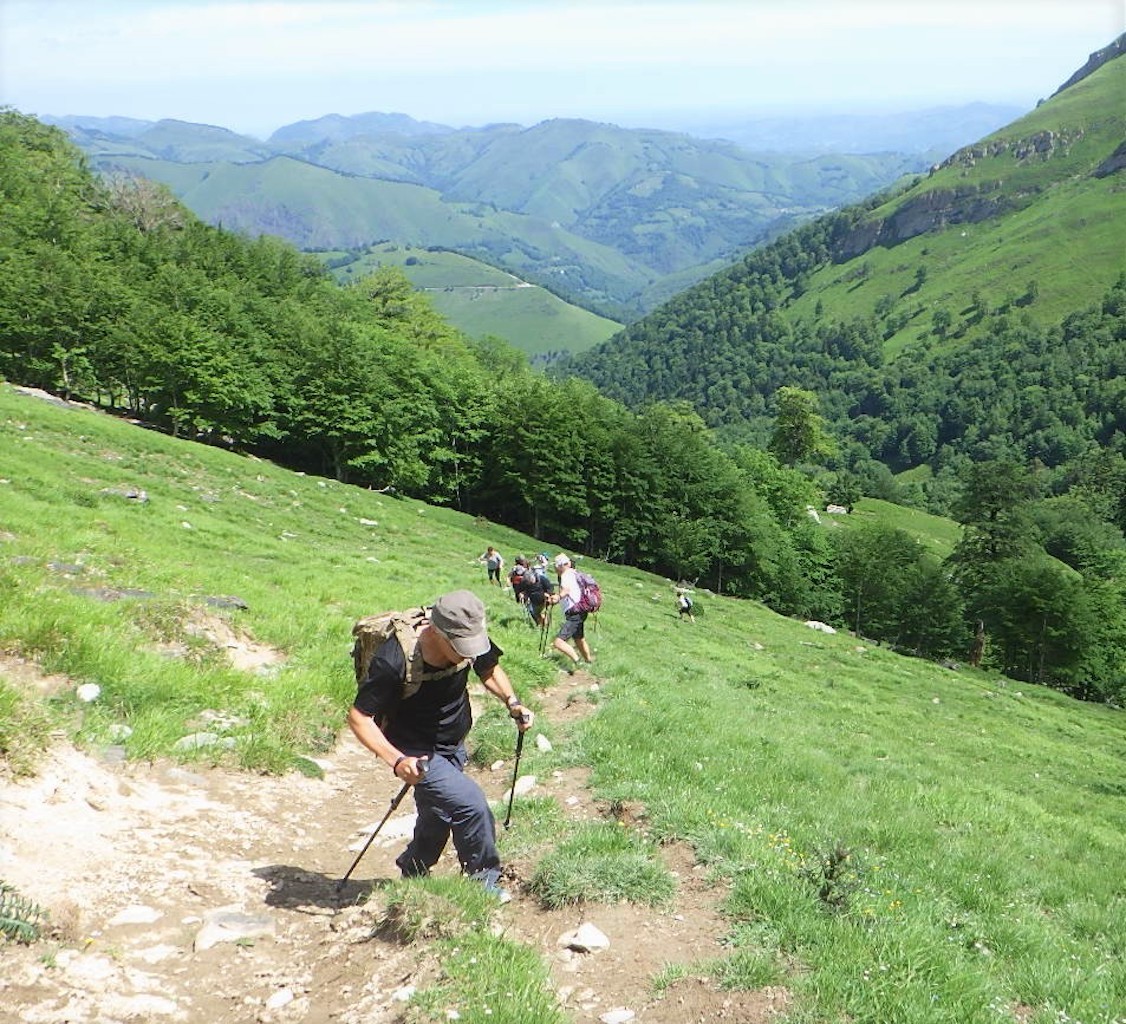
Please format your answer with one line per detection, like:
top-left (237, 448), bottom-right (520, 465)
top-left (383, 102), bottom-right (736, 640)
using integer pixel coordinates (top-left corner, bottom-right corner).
top-left (395, 744), bottom-right (501, 887)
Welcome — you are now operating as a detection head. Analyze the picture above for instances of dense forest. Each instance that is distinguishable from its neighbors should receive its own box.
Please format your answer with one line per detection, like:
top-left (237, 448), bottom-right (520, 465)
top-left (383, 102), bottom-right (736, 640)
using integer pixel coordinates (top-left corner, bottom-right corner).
top-left (565, 47), bottom-right (1126, 513)
top-left (2, 109), bottom-right (1123, 703)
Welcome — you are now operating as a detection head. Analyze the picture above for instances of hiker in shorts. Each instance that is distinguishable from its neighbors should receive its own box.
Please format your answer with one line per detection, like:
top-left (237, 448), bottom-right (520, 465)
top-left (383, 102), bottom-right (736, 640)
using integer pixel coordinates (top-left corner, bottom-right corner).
top-left (478, 546), bottom-right (504, 586)
top-left (675, 586), bottom-right (696, 623)
top-left (547, 553), bottom-right (593, 669)
top-left (346, 590), bottom-right (533, 901)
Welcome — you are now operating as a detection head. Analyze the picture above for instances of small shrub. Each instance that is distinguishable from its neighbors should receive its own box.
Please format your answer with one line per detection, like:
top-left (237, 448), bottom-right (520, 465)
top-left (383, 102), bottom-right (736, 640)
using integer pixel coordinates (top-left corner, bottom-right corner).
top-left (0, 882), bottom-right (48, 944)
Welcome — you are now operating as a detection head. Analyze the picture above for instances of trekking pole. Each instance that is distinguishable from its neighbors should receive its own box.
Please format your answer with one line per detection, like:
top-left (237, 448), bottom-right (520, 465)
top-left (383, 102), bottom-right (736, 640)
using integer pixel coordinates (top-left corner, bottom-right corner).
top-left (336, 761), bottom-right (427, 893)
top-left (503, 727), bottom-right (526, 830)
top-left (538, 603), bottom-right (553, 657)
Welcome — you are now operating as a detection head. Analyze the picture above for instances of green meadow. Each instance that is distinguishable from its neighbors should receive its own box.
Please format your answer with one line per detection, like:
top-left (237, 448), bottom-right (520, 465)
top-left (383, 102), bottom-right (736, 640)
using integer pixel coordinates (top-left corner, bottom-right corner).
top-left (1, 383), bottom-right (1123, 1024)
top-left (321, 244), bottom-right (623, 356)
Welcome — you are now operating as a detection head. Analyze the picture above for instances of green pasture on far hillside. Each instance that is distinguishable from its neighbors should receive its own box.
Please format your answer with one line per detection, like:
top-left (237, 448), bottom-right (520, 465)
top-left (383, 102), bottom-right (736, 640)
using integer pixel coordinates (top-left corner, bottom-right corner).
top-left (1, 383), bottom-right (1123, 1024)
top-left (320, 244), bottom-right (623, 356)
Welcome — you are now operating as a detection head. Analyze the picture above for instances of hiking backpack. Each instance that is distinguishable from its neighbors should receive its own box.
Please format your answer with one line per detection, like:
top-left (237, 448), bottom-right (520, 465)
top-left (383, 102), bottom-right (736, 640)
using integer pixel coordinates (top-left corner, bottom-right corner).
top-left (351, 607), bottom-right (469, 701)
top-left (573, 571), bottom-right (602, 614)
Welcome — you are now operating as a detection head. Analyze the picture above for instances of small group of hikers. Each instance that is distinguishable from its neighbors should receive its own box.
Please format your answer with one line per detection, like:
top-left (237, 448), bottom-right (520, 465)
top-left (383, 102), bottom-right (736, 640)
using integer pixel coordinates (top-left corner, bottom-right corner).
top-left (346, 554), bottom-right (598, 903)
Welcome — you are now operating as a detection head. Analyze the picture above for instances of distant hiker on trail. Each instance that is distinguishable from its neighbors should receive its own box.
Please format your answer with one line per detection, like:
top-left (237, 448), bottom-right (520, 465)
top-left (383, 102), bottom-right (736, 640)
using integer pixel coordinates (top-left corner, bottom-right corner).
top-left (675, 586), bottom-right (696, 623)
top-left (346, 590), bottom-right (532, 902)
top-left (547, 553), bottom-right (594, 670)
top-left (478, 546), bottom-right (504, 586)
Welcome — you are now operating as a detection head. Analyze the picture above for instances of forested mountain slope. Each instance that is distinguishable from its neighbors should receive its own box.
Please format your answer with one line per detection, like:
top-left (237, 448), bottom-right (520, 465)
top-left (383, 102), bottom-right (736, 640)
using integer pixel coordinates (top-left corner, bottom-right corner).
top-left (567, 39), bottom-right (1126, 500)
top-left (54, 114), bottom-right (928, 320)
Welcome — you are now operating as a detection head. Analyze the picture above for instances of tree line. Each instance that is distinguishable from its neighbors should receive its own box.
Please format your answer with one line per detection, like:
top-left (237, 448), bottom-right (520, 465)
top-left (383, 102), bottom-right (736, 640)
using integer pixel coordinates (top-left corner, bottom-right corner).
top-left (2, 109), bottom-right (1122, 703)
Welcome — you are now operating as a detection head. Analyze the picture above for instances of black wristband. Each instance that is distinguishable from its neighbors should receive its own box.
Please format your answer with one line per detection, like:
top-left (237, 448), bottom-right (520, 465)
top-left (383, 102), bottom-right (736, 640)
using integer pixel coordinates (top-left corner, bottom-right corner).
top-left (506, 695), bottom-right (520, 707)
top-left (393, 755), bottom-right (406, 775)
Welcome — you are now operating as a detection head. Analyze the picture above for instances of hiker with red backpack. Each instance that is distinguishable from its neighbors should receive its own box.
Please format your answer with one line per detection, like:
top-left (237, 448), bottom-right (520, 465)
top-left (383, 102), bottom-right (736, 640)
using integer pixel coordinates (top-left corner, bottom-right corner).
top-left (547, 553), bottom-right (597, 670)
top-left (346, 590), bottom-right (532, 902)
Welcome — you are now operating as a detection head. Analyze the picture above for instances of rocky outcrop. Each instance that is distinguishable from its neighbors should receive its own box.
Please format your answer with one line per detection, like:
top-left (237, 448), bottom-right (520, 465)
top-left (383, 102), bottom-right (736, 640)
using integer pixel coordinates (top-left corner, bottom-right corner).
top-left (1094, 140), bottom-right (1126, 178)
top-left (833, 182), bottom-right (1017, 259)
top-left (1050, 33), bottom-right (1126, 98)
top-left (831, 126), bottom-right (1092, 259)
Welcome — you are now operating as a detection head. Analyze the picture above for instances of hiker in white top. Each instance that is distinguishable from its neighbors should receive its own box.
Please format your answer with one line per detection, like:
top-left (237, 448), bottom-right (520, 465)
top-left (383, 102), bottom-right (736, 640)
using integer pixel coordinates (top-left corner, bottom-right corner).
top-left (547, 553), bottom-right (593, 669)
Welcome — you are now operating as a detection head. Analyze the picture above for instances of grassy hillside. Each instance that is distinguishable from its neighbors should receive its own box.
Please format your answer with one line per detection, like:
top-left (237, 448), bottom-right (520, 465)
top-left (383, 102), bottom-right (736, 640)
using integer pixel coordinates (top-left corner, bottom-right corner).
top-left (790, 54), bottom-right (1126, 353)
top-left (816, 497), bottom-right (964, 560)
top-left (67, 115), bottom-right (927, 322)
top-left (2, 382), bottom-right (1123, 1023)
top-left (320, 244), bottom-right (623, 356)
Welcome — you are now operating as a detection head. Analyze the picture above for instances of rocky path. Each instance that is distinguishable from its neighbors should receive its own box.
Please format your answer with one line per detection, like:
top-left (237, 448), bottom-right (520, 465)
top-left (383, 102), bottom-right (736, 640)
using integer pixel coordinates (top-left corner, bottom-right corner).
top-left (1, 671), bottom-right (786, 1023)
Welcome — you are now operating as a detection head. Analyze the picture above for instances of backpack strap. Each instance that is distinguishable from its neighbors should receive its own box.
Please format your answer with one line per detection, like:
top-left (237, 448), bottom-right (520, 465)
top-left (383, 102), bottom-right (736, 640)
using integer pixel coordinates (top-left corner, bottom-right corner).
top-left (394, 608), bottom-right (470, 700)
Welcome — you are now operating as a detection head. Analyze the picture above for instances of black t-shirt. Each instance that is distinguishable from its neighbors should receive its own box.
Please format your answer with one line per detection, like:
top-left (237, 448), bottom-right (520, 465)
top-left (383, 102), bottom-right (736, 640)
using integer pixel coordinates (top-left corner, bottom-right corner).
top-left (353, 635), bottom-right (502, 755)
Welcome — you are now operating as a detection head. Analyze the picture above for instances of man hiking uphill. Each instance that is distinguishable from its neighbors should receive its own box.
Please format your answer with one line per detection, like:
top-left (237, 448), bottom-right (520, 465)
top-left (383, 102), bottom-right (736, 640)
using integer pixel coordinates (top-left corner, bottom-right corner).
top-left (346, 590), bottom-right (532, 901)
top-left (547, 553), bottom-right (595, 670)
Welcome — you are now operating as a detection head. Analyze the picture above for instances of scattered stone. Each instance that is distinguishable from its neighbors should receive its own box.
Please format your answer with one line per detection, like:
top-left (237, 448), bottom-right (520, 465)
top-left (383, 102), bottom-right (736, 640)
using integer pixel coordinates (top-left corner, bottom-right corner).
top-left (490, 759), bottom-right (506, 771)
top-left (266, 988), bottom-right (296, 1009)
top-left (100, 486), bottom-right (148, 503)
top-left (48, 561), bottom-right (85, 574)
top-left (558, 922), bottom-right (610, 953)
top-left (535, 734), bottom-right (553, 752)
top-left (194, 908), bottom-right (276, 951)
top-left (173, 732), bottom-right (236, 752)
top-left (391, 985), bottom-right (416, 1002)
top-left (107, 723), bottom-right (133, 741)
top-left (76, 683), bottom-right (102, 702)
top-left (513, 775), bottom-right (536, 797)
top-left (108, 904), bottom-right (163, 926)
top-left (804, 620), bottom-right (837, 634)
top-left (202, 594), bottom-right (249, 610)
top-left (600, 1010), bottom-right (636, 1024)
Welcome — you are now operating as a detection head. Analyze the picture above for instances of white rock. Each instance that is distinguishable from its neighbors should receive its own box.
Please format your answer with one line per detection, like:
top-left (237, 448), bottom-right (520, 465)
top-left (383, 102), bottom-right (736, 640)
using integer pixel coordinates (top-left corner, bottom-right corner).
top-left (193, 908), bottom-right (275, 951)
top-left (600, 1010), bottom-right (636, 1024)
top-left (392, 985), bottom-right (416, 1002)
top-left (101, 994), bottom-right (180, 1017)
top-left (108, 904), bottom-right (162, 926)
top-left (64, 953), bottom-right (119, 988)
top-left (266, 989), bottom-right (295, 1009)
top-left (804, 620), bottom-right (837, 634)
top-left (490, 759), bottom-right (506, 771)
top-left (535, 734), bottom-right (553, 752)
top-left (558, 922), bottom-right (610, 952)
top-left (513, 775), bottom-right (536, 796)
top-left (348, 813), bottom-right (416, 850)
top-left (76, 683), bottom-right (101, 702)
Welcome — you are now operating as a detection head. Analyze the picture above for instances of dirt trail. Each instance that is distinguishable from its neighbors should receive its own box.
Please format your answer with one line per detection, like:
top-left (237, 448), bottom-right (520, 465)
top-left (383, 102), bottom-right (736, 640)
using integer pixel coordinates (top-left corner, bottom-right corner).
top-left (0, 670), bottom-right (786, 1023)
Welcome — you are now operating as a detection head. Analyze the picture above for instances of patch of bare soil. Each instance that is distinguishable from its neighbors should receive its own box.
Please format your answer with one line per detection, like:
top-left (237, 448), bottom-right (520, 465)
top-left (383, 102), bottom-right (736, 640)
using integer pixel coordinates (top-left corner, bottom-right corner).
top-left (0, 668), bottom-right (787, 1023)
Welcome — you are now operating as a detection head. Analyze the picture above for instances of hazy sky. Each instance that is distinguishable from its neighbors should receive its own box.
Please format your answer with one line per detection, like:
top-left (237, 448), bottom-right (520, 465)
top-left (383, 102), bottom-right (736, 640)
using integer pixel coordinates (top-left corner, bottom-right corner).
top-left (1, 0), bottom-right (1122, 138)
